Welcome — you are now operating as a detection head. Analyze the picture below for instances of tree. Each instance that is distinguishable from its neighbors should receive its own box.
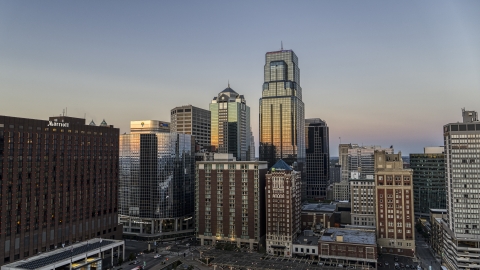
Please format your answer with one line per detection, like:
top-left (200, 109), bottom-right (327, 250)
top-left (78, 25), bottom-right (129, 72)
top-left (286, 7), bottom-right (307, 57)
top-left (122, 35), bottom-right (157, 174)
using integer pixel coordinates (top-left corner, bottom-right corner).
top-left (129, 253), bottom-right (136, 261)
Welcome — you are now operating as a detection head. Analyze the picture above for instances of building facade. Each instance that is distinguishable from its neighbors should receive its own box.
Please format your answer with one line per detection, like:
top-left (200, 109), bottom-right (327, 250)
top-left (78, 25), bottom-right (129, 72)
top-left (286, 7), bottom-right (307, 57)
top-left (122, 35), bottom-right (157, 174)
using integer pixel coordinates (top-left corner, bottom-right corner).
top-left (375, 151), bottom-right (415, 257)
top-left (195, 154), bottom-right (267, 250)
top-left (305, 118), bottom-right (329, 200)
top-left (339, 144), bottom-right (393, 181)
top-left (170, 105), bottom-right (211, 149)
top-left (442, 109), bottom-right (480, 269)
top-left (0, 115), bottom-right (122, 265)
top-left (333, 180), bottom-right (350, 202)
top-left (118, 127), bottom-right (195, 240)
top-left (210, 85), bottom-right (251, 161)
top-left (409, 147), bottom-right (446, 216)
top-left (265, 160), bottom-right (301, 257)
top-left (130, 120), bottom-right (170, 133)
top-left (318, 228), bottom-right (377, 268)
top-left (259, 49), bottom-right (305, 168)
top-left (350, 177), bottom-right (376, 227)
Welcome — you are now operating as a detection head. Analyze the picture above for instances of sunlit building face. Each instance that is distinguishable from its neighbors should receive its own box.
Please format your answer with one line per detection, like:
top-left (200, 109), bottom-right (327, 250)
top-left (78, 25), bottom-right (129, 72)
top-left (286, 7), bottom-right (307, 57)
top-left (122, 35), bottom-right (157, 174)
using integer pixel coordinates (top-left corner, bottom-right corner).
top-left (259, 50), bottom-right (305, 168)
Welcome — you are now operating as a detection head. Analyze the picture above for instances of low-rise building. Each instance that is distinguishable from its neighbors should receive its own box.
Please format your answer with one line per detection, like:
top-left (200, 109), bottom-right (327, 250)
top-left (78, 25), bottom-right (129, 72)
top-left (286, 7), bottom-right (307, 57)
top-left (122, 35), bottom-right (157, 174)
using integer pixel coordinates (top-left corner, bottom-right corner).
top-left (318, 228), bottom-right (377, 268)
top-left (293, 230), bottom-right (319, 259)
top-left (301, 203), bottom-right (336, 231)
top-left (333, 180), bottom-right (350, 201)
top-left (430, 209), bottom-right (447, 258)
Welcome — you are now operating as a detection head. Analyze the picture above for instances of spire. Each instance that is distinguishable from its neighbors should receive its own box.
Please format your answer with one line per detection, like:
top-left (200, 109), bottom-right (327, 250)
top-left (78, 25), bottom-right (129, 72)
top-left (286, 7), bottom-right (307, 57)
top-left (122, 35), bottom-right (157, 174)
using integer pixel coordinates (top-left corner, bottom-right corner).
top-left (281, 41), bottom-right (283, 50)
top-left (228, 80), bottom-right (230, 88)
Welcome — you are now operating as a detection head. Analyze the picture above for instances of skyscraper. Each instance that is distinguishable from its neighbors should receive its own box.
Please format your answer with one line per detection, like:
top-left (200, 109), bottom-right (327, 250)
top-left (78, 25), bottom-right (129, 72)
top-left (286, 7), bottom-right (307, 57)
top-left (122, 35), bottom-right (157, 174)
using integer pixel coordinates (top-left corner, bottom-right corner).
top-left (210, 85), bottom-right (251, 161)
top-left (339, 144), bottom-right (394, 181)
top-left (118, 121), bottom-right (195, 240)
top-left (442, 109), bottom-right (480, 269)
top-left (0, 115), bottom-right (122, 264)
top-left (409, 147), bottom-right (445, 216)
top-left (170, 105), bottom-right (211, 149)
top-left (259, 49), bottom-right (305, 168)
top-left (305, 118), bottom-right (329, 200)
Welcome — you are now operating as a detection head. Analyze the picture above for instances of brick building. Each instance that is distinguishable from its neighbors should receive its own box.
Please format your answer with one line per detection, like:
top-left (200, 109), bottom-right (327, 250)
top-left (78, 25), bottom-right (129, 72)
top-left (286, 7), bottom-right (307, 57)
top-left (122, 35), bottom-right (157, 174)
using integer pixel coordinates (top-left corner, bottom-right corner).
top-left (195, 154), bottom-right (267, 250)
top-left (374, 151), bottom-right (415, 257)
top-left (0, 115), bottom-right (122, 265)
top-left (265, 159), bottom-right (301, 257)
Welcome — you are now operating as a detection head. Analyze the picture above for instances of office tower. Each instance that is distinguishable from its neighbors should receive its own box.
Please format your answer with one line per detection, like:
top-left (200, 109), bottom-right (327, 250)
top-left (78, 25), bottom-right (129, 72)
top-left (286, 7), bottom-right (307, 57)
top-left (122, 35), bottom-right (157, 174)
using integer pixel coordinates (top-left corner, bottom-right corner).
top-left (130, 120), bottom-right (170, 133)
top-left (195, 154), bottom-right (267, 249)
top-left (210, 85), bottom-right (251, 161)
top-left (0, 115), bottom-right (122, 264)
top-left (442, 109), bottom-right (480, 269)
top-left (259, 49), bottom-right (305, 168)
top-left (118, 122), bottom-right (195, 240)
top-left (375, 151), bottom-right (415, 257)
top-left (249, 131), bottom-right (255, 161)
top-left (350, 177), bottom-right (376, 227)
top-left (410, 147), bottom-right (445, 216)
top-left (265, 160), bottom-right (301, 257)
top-left (305, 118), bottom-right (329, 200)
top-left (339, 144), bottom-right (394, 181)
top-left (170, 105), bottom-right (211, 149)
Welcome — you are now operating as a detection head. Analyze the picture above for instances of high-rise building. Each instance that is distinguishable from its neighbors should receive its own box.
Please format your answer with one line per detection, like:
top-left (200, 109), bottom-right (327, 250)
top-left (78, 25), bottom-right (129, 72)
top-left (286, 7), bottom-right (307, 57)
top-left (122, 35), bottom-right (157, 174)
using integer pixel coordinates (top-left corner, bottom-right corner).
top-left (339, 144), bottom-right (393, 181)
top-left (259, 49), bottom-right (305, 168)
top-left (409, 147), bottom-right (445, 217)
top-left (374, 151), bottom-right (415, 257)
top-left (350, 177), bottom-right (376, 227)
top-left (329, 162), bottom-right (341, 184)
top-left (265, 160), bottom-right (301, 257)
top-left (195, 154), bottom-right (267, 249)
top-left (305, 118), bottom-right (329, 200)
top-left (170, 105), bottom-right (211, 148)
top-left (0, 115), bottom-right (122, 264)
top-left (118, 122), bottom-right (195, 240)
top-left (333, 180), bottom-right (350, 201)
top-left (210, 85), bottom-right (251, 161)
top-left (130, 120), bottom-right (170, 133)
top-left (442, 109), bottom-right (480, 269)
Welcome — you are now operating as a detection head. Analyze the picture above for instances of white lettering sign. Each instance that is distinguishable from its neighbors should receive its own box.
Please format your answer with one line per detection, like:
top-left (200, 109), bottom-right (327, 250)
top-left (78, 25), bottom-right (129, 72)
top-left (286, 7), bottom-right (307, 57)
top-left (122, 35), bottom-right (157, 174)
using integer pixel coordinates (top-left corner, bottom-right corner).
top-left (47, 121), bottom-right (69, 128)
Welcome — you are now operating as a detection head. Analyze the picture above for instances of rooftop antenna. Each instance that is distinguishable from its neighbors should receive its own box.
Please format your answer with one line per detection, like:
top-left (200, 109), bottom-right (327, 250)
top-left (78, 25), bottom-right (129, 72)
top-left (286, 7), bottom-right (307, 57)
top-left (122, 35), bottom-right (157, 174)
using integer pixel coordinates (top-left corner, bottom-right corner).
top-left (281, 41), bottom-right (283, 50)
top-left (228, 80), bottom-right (230, 88)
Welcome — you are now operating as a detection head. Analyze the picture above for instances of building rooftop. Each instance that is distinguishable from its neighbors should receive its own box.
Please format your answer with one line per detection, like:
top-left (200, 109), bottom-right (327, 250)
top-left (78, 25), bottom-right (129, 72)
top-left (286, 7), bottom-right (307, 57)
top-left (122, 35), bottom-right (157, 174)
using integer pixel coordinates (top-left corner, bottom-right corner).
top-left (294, 235), bottom-right (319, 246)
top-left (271, 159), bottom-right (293, 171)
top-left (430, 209), bottom-right (447, 214)
top-left (2, 238), bottom-right (124, 270)
top-left (302, 203), bottom-right (336, 213)
top-left (320, 228), bottom-right (376, 245)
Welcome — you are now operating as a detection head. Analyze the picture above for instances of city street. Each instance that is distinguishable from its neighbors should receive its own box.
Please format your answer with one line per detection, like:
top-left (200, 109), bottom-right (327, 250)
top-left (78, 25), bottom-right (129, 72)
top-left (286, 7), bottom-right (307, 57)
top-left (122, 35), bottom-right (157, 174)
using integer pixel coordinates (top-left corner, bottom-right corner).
top-left (415, 236), bottom-right (441, 270)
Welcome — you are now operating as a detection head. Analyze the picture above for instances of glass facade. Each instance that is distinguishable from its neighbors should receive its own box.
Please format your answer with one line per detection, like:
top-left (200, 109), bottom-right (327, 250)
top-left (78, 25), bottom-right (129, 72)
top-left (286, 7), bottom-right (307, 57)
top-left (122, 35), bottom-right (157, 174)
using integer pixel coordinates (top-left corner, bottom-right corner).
top-left (410, 152), bottom-right (446, 215)
top-left (210, 87), bottom-right (251, 161)
top-left (260, 50), bottom-right (305, 168)
top-left (305, 118), bottom-right (329, 200)
top-left (119, 132), bottom-right (195, 237)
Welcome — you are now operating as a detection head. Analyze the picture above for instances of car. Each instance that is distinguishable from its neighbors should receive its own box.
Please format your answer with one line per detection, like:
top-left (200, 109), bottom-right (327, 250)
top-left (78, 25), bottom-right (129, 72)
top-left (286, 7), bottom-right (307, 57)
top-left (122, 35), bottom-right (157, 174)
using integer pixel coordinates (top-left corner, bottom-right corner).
top-left (384, 262), bottom-right (389, 266)
top-left (154, 254), bottom-right (161, 259)
top-left (406, 265), bottom-right (410, 268)
top-left (400, 263), bottom-right (404, 268)
top-left (338, 264), bottom-right (343, 268)
top-left (378, 262), bottom-right (383, 267)
top-left (394, 256), bottom-right (399, 262)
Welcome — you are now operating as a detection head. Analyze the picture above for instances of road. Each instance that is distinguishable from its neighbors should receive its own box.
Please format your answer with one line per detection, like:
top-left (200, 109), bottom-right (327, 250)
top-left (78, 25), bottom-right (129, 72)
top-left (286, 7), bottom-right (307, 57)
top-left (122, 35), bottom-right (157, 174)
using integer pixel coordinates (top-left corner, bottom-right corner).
top-left (415, 236), bottom-right (441, 270)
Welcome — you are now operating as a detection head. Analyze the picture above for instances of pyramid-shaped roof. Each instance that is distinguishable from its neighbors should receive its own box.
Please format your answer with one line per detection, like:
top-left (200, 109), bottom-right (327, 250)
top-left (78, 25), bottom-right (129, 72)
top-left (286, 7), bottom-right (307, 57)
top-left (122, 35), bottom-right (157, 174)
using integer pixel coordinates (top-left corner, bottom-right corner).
top-left (100, 119), bottom-right (108, 127)
top-left (271, 159), bottom-right (292, 171)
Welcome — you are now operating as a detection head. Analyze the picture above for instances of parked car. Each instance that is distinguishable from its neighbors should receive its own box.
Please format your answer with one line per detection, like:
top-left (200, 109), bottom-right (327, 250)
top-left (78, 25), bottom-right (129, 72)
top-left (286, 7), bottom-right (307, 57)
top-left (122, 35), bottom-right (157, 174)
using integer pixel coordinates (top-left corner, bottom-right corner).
top-left (154, 254), bottom-right (161, 259)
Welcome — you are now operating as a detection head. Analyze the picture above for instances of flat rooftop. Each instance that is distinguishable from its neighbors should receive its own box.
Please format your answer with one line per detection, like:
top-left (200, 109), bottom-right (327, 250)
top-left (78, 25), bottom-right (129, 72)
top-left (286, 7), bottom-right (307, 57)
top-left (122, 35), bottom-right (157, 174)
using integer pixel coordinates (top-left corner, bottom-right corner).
top-left (293, 235), bottom-right (319, 246)
top-left (320, 228), bottom-right (376, 245)
top-left (302, 203), bottom-right (336, 213)
top-left (2, 238), bottom-right (124, 270)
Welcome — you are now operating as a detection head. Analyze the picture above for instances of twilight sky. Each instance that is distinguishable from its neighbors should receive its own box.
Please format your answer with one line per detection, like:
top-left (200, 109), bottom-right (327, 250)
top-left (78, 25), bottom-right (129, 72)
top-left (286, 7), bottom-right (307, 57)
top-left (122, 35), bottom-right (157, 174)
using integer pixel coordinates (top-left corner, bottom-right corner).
top-left (1, 1), bottom-right (479, 156)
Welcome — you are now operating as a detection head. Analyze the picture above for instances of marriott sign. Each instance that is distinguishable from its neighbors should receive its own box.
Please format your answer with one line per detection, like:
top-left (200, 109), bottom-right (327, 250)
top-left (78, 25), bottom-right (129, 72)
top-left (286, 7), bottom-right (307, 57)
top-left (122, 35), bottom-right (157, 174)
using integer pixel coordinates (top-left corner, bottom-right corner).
top-left (47, 121), bottom-right (69, 128)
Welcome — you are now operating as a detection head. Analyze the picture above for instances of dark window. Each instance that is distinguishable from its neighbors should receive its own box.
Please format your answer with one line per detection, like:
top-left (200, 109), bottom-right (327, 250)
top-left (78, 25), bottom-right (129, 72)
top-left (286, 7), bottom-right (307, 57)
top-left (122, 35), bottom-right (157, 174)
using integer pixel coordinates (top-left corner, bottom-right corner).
top-left (459, 125), bottom-right (467, 131)
top-left (451, 125), bottom-right (458, 131)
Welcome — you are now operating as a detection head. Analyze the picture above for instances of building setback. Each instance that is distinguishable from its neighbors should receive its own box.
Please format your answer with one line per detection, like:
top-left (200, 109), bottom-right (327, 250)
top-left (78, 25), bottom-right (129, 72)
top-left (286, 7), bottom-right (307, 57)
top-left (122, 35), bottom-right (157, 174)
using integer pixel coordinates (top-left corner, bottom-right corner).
top-left (409, 147), bottom-right (446, 217)
top-left (374, 151), bottom-right (415, 257)
top-left (259, 49), bottom-right (305, 168)
top-left (442, 109), bottom-right (480, 269)
top-left (196, 154), bottom-right (267, 250)
top-left (304, 118), bottom-right (329, 200)
top-left (0, 115), bottom-right (122, 265)
top-left (170, 105), bottom-right (211, 149)
top-left (265, 159), bottom-right (301, 257)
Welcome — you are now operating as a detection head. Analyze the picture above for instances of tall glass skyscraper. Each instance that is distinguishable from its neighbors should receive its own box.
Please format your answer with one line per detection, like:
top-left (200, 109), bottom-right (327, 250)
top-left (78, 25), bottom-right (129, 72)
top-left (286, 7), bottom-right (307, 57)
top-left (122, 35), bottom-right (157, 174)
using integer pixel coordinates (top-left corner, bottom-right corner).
top-left (259, 49), bottom-right (305, 168)
top-left (118, 126), bottom-right (195, 240)
top-left (210, 85), bottom-right (251, 161)
top-left (305, 118), bottom-right (330, 200)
